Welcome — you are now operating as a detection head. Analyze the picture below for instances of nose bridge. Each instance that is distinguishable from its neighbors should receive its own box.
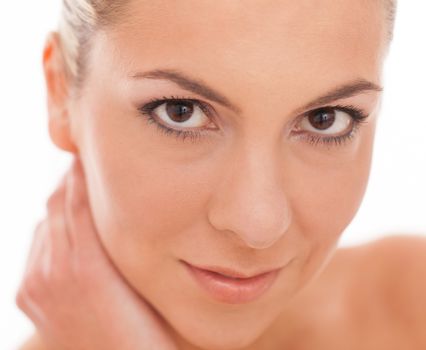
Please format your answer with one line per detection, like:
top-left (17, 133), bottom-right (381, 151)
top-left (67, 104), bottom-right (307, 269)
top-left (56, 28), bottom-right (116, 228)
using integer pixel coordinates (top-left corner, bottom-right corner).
top-left (207, 140), bottom-right (292, 249)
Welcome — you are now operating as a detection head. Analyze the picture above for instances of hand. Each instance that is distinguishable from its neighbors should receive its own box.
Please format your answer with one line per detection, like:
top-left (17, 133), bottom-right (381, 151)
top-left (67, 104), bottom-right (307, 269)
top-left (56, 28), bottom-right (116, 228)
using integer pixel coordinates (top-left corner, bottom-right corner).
top-left (16, 156), bottom-right (178, 350)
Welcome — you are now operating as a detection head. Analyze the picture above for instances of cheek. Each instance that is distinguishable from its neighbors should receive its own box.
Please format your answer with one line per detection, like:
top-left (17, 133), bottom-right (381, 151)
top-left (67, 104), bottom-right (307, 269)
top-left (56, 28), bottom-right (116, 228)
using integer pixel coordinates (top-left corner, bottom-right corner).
top-left (77, 106), bottom-right (216, 280)
top-left (288, 125), bottom-right (375, 277)
top-left (292, 157), bottom-right (370, 240)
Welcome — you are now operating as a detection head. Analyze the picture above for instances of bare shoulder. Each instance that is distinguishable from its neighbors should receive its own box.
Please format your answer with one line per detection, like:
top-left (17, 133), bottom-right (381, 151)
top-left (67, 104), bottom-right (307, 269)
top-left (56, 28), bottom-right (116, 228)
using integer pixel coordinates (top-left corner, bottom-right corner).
top-left (357, 234), bottom-right (426, 297)
top-left (335, 234), bottom-right (426, 287)
top-left (341, 234), bottom-right (426, 344)
top-left (18, 332), bottom-right (48, 350)
top-left (363, 234), bottom-right (426, 306)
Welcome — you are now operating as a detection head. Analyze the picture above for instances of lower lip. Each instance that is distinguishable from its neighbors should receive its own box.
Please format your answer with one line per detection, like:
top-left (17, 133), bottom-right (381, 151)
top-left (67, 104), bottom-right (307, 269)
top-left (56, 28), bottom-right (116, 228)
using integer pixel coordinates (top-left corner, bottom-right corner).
top-left (182, 262), bottom-right (281, 304)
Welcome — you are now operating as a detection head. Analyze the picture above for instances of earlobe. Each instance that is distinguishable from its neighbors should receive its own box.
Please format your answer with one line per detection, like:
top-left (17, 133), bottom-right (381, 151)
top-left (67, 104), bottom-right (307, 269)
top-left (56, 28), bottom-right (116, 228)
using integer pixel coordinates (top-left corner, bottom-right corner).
top-left (43, 32), bottom-right (78, 154)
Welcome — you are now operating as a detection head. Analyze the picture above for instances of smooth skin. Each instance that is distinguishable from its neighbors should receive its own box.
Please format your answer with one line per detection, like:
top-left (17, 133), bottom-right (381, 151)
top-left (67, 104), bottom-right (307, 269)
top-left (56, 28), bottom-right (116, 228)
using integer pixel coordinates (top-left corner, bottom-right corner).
top-left (17, 1), bottom-right (426, 349)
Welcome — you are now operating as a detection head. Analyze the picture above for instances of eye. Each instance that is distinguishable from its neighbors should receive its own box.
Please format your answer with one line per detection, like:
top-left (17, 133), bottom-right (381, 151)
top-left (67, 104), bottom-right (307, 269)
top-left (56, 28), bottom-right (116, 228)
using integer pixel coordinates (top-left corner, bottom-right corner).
top-left (153, 100), bottom-right (211, 128)
top-left (298, 107), bottom-right (352, 135)
top-left (292, 105), bottom-right (369, 147)
top-left (137, 96), bottom-right (217, 143)
top-left (138, 97), bottom-right (369, 147)
top-left (139, 96), bottom-right (215, 130)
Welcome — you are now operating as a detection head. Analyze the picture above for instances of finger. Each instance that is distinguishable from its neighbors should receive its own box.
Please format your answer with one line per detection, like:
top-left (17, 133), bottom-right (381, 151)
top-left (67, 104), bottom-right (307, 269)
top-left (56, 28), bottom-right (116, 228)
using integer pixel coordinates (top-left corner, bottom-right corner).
top-left (16, 219), bottom-right (50, 319)
top-left (46, 171), bottom-right (67, 213)
top-left (46, 171), bottom-right (73, 256)
top-left (21, 219), bottom-right (48, 278)
top-left (65, 156), bottom-right (103, 257)
top-left (20, 170), bottom-right (72, 298)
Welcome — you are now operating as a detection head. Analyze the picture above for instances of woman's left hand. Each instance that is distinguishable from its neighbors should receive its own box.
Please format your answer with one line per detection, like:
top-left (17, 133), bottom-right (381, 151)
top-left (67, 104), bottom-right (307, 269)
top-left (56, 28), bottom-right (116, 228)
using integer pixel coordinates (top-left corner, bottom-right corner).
top-left (16, 156), bottom-right (178, 350)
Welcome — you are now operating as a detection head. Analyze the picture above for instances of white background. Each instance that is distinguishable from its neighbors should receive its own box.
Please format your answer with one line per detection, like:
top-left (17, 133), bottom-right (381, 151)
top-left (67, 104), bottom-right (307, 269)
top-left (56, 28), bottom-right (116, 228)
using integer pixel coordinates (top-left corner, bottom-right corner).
top-left (1, 1), bottom-right (425, 349)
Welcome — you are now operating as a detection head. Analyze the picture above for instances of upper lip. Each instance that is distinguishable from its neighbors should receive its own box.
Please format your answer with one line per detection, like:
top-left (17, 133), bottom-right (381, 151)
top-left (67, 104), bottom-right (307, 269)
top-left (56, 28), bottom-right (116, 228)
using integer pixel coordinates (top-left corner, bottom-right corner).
top-left (182, 260), bottom-right (283, 279)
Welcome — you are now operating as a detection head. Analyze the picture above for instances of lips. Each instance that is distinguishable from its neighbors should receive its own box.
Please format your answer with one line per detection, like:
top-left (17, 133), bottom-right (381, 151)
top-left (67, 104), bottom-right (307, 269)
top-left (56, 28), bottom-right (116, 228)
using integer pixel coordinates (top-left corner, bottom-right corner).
top-left (189, 263), bottom-right (280, 279)
top-left (181, 260), bottom-right (282, 304)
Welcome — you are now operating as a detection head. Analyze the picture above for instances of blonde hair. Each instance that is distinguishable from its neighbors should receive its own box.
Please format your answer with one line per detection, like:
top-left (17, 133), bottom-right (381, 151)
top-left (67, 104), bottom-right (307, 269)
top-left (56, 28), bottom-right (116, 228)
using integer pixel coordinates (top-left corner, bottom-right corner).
top-left (58, 0), bottom-right (397, 87)
top-left (58, 0), bottom-right (127, 87)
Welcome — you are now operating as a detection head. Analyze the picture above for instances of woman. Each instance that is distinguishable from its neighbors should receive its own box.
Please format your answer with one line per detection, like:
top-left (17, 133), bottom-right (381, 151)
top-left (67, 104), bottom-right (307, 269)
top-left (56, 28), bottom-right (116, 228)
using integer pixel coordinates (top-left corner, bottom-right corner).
top-left (16, 0), bottom-right (426, 349)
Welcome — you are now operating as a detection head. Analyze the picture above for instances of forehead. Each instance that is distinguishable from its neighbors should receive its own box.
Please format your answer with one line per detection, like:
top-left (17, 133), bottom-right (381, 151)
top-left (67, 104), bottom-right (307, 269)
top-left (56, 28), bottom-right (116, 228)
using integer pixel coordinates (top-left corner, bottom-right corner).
top-left (95, 0), bottom-right (387, 107)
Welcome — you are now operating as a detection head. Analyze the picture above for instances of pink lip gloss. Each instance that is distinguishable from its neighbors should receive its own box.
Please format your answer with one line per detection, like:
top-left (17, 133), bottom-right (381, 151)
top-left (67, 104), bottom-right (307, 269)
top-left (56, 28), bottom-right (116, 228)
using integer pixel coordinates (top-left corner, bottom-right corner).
top-left (182, 261), bottom-right (281, 304)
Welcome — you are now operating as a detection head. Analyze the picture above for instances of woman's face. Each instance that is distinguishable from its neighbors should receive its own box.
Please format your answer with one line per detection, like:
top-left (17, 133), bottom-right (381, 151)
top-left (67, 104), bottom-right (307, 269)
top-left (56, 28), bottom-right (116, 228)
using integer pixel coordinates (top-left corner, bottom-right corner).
top-left (65, 0), bottom-right (388, 348)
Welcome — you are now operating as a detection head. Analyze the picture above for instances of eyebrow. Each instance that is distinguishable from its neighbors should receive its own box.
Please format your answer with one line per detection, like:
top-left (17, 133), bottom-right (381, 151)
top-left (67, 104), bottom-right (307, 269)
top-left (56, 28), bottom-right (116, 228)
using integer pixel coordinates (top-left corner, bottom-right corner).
top-left (132, 68), bottom-right (242, 114)
top-left (131, 68), bottom-right (383, 115)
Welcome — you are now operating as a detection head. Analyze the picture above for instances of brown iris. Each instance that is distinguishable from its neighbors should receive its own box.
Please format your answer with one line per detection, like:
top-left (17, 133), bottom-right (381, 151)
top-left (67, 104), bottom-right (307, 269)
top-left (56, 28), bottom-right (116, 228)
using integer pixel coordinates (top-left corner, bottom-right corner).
top-left (308, 108), bottom-right (336, 130)
top-left (165, 101), bottom-right (194, 123)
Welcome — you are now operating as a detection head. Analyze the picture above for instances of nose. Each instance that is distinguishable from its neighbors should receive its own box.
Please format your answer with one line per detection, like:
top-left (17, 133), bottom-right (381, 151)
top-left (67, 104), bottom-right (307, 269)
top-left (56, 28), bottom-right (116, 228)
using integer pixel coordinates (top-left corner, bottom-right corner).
top-left (207, 144), bottom-right (292, 250)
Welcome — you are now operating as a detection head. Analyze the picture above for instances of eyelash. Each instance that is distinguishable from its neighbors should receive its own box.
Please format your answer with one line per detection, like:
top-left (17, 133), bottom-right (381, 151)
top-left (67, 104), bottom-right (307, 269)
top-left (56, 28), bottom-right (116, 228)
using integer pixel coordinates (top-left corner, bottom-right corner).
top-left (137, 95), bottom-right (369, 147)
top-left (138, 95), bottom-right (211, 143)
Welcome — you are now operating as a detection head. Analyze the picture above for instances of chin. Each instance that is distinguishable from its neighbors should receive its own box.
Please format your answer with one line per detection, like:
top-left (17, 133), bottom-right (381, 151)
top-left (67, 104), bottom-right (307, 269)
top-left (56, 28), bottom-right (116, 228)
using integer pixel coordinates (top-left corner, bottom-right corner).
top-left (164, 307), bottom-right (274, 350)
top-left (177, 330), bottom-right (261, 350)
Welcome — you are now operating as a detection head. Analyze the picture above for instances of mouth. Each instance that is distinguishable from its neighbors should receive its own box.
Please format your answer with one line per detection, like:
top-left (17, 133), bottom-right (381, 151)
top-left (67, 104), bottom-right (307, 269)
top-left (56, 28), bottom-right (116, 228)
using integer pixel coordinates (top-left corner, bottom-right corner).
top-left (180, 260), bottom-right (283, 304)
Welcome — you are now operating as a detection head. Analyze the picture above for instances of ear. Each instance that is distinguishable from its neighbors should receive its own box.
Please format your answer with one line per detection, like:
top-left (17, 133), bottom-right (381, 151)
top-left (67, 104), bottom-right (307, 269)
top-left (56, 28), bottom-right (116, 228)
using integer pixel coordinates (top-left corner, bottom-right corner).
top-left (43, 32), bottom-right (78, 154)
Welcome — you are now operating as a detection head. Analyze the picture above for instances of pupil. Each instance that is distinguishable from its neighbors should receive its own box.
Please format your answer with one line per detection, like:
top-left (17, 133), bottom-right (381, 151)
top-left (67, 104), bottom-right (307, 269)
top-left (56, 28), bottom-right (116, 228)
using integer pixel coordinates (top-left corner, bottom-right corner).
top-left (309, 109), bottom-right (335, 130)
top-left (166, 102), bottom-right (194, 123)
